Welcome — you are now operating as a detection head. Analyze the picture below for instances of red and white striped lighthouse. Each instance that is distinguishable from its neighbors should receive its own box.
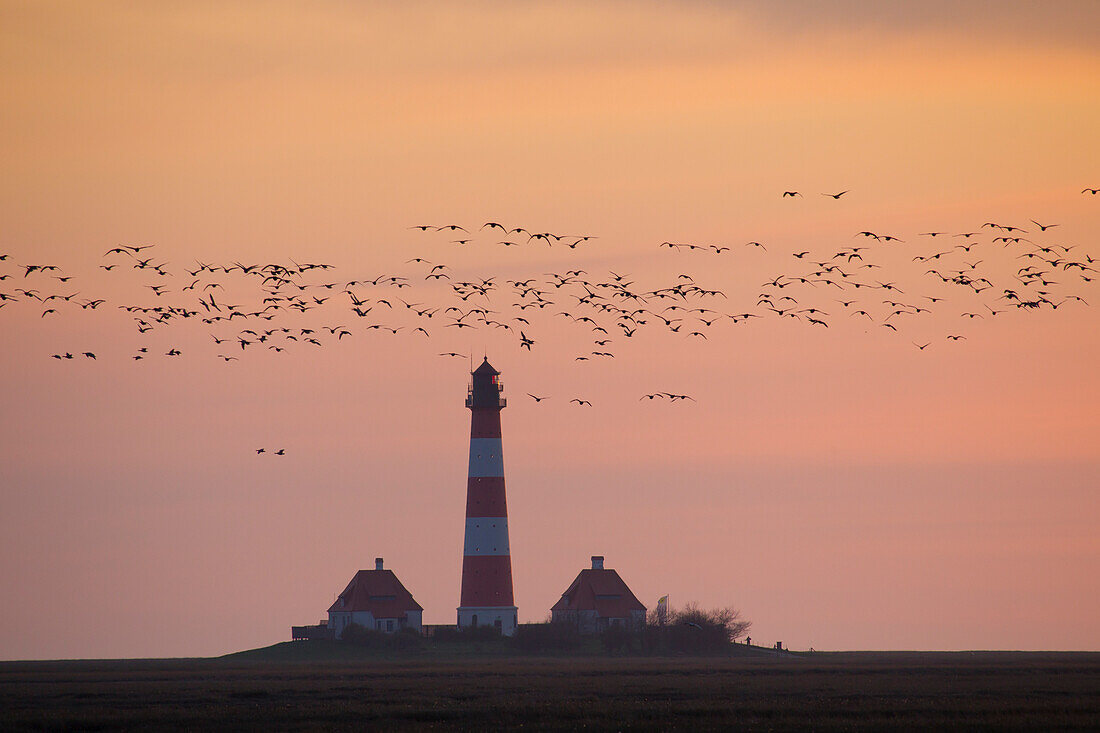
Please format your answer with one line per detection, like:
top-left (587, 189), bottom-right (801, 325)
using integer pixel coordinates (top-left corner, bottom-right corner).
top-left (457, 357), bottom-right (518, 635)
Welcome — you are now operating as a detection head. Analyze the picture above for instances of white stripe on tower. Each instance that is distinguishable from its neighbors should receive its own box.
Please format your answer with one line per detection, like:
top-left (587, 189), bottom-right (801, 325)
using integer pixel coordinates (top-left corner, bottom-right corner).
top-left (463, 518), bottom-right (510, 555)
top-left (468, 438), bottom-right (504, 477)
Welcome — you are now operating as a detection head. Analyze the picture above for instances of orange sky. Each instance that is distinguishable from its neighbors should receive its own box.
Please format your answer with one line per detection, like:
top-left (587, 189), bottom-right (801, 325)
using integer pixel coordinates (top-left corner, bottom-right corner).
top-left (1, 1), bottom-right (1098, 658)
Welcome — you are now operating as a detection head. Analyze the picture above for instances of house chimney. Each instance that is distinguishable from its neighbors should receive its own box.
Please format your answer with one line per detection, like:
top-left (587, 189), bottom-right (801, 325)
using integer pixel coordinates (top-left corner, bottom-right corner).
top-left (591, 555), bottom-right (604, 570)
top-left (375, 557), bottom-right (384, 571)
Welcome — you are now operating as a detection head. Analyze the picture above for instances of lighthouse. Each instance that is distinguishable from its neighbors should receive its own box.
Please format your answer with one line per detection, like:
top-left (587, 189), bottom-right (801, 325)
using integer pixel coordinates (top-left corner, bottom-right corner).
top-left (457, 357), bottom-right (518, 635)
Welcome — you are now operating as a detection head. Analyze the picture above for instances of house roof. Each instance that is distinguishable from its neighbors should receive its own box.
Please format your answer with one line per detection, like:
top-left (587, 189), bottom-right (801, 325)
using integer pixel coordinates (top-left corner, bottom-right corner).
top-left (327, 569), bottom-right (424, 617)
top-left (550, 568), bottom-right (646, 618)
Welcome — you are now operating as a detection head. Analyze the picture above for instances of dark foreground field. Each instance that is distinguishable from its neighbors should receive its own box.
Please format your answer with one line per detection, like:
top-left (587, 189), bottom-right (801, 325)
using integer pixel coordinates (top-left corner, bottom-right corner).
top-left (2, 648), bottom-right (1098, 731)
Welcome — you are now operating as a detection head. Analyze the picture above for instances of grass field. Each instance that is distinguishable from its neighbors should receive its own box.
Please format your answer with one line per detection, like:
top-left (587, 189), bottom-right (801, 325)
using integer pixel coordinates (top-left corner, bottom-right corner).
top-left (2, 646), bottom-right (1098, 730)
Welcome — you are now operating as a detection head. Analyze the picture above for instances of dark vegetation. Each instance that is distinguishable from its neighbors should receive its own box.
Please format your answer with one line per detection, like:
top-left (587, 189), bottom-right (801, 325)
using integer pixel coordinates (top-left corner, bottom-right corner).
top-left (2, 652), bottom-right (1098, 731)
top-left (332, 607), bottom-right (751, 658)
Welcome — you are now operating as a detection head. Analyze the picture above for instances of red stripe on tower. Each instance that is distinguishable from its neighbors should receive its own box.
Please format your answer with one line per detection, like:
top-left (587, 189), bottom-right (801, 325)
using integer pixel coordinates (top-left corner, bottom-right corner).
top-left (457, 357), bottom-right (518, 635)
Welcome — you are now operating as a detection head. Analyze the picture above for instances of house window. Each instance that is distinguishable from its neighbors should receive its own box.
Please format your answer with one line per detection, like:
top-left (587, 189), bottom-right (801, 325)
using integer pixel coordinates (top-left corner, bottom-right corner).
top-left (387, 620), bottom-right (394, 632)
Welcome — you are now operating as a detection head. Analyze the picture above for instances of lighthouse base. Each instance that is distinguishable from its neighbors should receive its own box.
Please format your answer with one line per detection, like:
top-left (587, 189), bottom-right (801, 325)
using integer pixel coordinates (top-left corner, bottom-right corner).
top-left (457, 606), bottom-right (518, 636)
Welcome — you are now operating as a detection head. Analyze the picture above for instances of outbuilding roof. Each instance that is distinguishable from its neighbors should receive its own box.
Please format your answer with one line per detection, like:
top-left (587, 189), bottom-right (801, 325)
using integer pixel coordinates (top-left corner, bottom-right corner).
top-left (550, 568), bottom-right (646, 618)
top-left (327, 568), bottom-right (424, 618)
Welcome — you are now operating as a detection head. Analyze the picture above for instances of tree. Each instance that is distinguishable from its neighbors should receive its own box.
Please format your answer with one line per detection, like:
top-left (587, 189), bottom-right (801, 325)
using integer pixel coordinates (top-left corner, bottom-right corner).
top-left (680, 603), bottom-right (751, 643)
top-left (644, 602), bottom-right (752, 654)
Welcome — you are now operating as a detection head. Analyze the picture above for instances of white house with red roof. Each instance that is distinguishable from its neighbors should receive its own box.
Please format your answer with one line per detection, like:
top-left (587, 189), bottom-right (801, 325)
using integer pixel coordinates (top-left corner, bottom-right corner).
top-left (551, 556), bottom-right (647, 633)
top-left (327, 558), bottom-right (424, 637)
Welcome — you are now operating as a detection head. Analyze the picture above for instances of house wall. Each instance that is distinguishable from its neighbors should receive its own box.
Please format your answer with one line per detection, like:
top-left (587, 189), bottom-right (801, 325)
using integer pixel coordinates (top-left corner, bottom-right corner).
top-left (329, 610), bottom-right (376, 638)
top-left (329, 610), bottom-right (423, 636)
top-left (551, 608), bottom-right (646, 634)
top-left (457, 606), bottom-right (518, 636)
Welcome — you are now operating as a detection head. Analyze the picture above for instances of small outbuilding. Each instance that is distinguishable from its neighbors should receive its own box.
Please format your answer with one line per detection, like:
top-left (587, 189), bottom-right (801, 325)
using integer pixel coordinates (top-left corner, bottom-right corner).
top-left (550, 556), bottom-right (646, 633)
top-left (327, 558), bottom-right (424, 637)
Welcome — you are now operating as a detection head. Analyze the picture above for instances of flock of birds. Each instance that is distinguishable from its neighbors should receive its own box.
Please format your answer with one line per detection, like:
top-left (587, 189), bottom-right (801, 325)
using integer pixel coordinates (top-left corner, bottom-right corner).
top-left (3, 189), bottom-right (1096, 427)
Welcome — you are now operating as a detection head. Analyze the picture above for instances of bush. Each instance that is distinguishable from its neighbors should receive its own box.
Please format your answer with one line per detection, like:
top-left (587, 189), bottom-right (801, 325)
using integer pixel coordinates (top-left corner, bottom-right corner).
top-left (430, 624), bottom-right (503, 644)
top-left (388, 626), bottom-right (426, 652)
top-left (460, 624), bottom-right (504, 642)
top-left (339, 623), bottom-right (425, 652)
top-left (430, 626), bottom-right (464, 643)
top-left (339, 622), bottom-right (384, 647)
top-left (644, 602), bottom-right (751, 655)
top-left (600, 623), bottom-right (635, 655)
top-left (513, 622), bottom-right (582, 654)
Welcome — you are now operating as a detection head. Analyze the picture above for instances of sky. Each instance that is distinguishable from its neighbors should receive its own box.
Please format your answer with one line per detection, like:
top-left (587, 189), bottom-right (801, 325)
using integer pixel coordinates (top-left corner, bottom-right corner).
top-left (1, 1), bottom-right (1098, 659)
